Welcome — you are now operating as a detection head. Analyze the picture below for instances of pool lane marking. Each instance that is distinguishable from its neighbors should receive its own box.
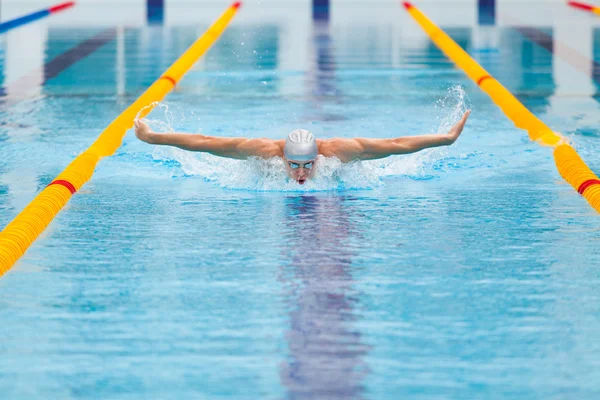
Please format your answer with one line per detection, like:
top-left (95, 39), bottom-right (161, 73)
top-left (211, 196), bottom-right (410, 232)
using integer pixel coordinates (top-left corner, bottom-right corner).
top-left (402, 1), bottom-right (600, 213)
top-left (503, 14), bottom-right (600, 109)
top-left (497, 5), bottom-right (600, 93)
top-left (44, 28), bottom-right (118, 81)
top-left (510, 26), bottom-right (598, 87)
top-left (0, 2), bottom-right (242, 277)
top-left (0, 28), bottom-right (118, 99)
top-left (0, 2), bottom-right (75, 34)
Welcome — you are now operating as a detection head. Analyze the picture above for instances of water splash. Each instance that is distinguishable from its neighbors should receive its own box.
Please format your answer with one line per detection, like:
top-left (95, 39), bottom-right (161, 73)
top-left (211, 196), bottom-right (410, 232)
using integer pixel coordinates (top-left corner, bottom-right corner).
top-left (151, 149), bottom-right (383, 191)
top-left (435, 84), bottom-right (471, 133)
top-left (145, 87), bottom-right (471, 192)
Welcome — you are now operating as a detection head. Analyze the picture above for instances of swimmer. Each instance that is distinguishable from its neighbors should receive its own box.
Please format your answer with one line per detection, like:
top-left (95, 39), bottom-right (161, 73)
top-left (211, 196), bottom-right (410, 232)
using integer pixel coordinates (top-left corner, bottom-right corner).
top-left (134, 110), bottom-right (470, 185)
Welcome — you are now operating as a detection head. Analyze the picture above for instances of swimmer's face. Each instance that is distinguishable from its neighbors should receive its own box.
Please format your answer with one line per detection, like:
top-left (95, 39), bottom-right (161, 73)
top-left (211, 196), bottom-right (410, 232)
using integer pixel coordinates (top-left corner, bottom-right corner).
top-left (284, 158), bottom-right (316, 185)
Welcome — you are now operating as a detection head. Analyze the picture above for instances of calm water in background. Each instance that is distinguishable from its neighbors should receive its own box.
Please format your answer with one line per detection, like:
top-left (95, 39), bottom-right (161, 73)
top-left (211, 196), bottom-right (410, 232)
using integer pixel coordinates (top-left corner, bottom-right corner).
top-left (1, 3), bottom-right (600, 399)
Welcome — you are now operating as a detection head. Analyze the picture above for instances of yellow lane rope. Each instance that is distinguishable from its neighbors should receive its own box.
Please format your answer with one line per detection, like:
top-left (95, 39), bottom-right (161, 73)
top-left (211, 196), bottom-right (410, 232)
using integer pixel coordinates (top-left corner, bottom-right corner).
top-left (0, 2), bottom-right (242, 277)
top-left (403, 1), bottom-right (600, 213)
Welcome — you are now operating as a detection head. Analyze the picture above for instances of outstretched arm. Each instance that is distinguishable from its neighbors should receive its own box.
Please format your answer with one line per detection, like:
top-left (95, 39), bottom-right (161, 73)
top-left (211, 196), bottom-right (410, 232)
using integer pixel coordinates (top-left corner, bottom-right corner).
top-left (328, 111), bottom-right (471, 162)
top-left (134, 119), bottom-right (281, 160)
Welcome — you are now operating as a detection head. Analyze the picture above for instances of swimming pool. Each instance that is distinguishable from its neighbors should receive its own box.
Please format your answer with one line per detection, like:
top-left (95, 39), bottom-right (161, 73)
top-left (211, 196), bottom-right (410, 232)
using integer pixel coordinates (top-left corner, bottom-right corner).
top-left (1, 1), bottom-right (600, 398)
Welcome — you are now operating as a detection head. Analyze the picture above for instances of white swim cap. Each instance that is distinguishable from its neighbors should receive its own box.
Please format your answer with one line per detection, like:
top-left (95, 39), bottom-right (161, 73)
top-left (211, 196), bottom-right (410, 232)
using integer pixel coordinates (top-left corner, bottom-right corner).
top-left (284, 129), bottom-right (318, 161)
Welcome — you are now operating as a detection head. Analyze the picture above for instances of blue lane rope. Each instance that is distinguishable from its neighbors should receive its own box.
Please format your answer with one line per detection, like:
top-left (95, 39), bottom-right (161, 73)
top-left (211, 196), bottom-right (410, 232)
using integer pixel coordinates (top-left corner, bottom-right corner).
top-left (0, 2), bottom-right (74, 34)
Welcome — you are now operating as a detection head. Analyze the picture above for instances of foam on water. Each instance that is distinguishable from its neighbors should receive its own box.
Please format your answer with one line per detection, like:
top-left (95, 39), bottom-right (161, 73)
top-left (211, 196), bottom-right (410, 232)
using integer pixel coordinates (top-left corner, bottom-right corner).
top-left (144, 86), bottom-right (471, 192)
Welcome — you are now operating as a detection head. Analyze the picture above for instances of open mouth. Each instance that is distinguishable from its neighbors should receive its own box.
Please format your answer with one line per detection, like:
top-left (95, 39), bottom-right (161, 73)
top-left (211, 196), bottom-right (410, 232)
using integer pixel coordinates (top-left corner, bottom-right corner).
top-left (298, 179), bottom-right (306, 185)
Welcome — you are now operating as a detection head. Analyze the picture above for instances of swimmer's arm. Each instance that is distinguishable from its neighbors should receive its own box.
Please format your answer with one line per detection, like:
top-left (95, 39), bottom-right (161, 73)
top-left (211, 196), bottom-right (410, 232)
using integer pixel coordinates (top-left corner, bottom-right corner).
top-left (134, 120), bottom-right (280, 159)
top-left (332, 110), bottom-right (470, 161)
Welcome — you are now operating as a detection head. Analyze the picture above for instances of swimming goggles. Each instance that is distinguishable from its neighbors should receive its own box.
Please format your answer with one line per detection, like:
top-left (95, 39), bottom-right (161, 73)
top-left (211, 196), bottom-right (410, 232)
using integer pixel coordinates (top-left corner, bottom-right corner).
top-left (288, 160), bottom-right (314, 169)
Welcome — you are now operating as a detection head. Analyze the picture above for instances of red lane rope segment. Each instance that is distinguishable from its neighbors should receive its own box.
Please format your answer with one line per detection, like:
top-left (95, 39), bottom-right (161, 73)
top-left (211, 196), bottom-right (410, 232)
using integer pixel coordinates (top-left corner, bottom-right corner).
top-left (568, 1), bottom-right (595, 11)
top-left (49, 2), bottom-right (75, 14)
top-left (477, 75), bottom-right (492, 86)
top-left (578, 179), bottom-right (600, 195)
top-left (48, 180), bottom-right (77, 194)
top-left (160, 76), bottom-right (177, 86)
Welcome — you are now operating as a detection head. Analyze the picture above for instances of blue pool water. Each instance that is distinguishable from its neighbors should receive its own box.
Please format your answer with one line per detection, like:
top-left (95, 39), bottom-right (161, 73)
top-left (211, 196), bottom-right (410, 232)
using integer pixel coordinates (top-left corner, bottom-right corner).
top-left (1, 3), bottom-right (600, 399)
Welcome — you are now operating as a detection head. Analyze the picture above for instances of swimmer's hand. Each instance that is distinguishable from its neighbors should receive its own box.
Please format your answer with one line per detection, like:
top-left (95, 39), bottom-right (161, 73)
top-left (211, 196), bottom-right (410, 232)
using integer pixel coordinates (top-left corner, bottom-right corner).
top-left (445, 110), bottom-right (470, 144)
top-left (134, 119), bottom-right (156, 144)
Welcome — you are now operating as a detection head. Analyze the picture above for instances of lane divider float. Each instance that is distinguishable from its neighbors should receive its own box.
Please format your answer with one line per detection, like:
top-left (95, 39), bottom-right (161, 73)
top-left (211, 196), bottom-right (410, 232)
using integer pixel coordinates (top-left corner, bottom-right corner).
top-left (0, 1), bottom-right (75, 34)
top-left (0, 2), bottom-right (242, 277)
top-left (568, 1), bottom-right (600, 15)
top-left (402, 1), bottom-right (600, 212)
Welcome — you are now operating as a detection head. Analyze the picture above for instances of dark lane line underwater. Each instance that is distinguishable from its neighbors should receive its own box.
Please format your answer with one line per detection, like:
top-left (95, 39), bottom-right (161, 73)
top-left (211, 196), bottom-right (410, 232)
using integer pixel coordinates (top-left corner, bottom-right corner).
top-left (0, 28), bottom-right (118, 100)
top-left (485, 6), bottom-right (600, 104)
top-left (280, 195), bottom-right (369, 399)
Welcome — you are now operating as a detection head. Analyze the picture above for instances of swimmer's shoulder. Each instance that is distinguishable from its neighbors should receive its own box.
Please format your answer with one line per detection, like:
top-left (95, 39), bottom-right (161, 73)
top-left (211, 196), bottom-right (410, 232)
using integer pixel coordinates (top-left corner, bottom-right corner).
top-left (250, 138), bottom-right (285, 158)
top-left (317, 138), bottom-right (361, 162)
